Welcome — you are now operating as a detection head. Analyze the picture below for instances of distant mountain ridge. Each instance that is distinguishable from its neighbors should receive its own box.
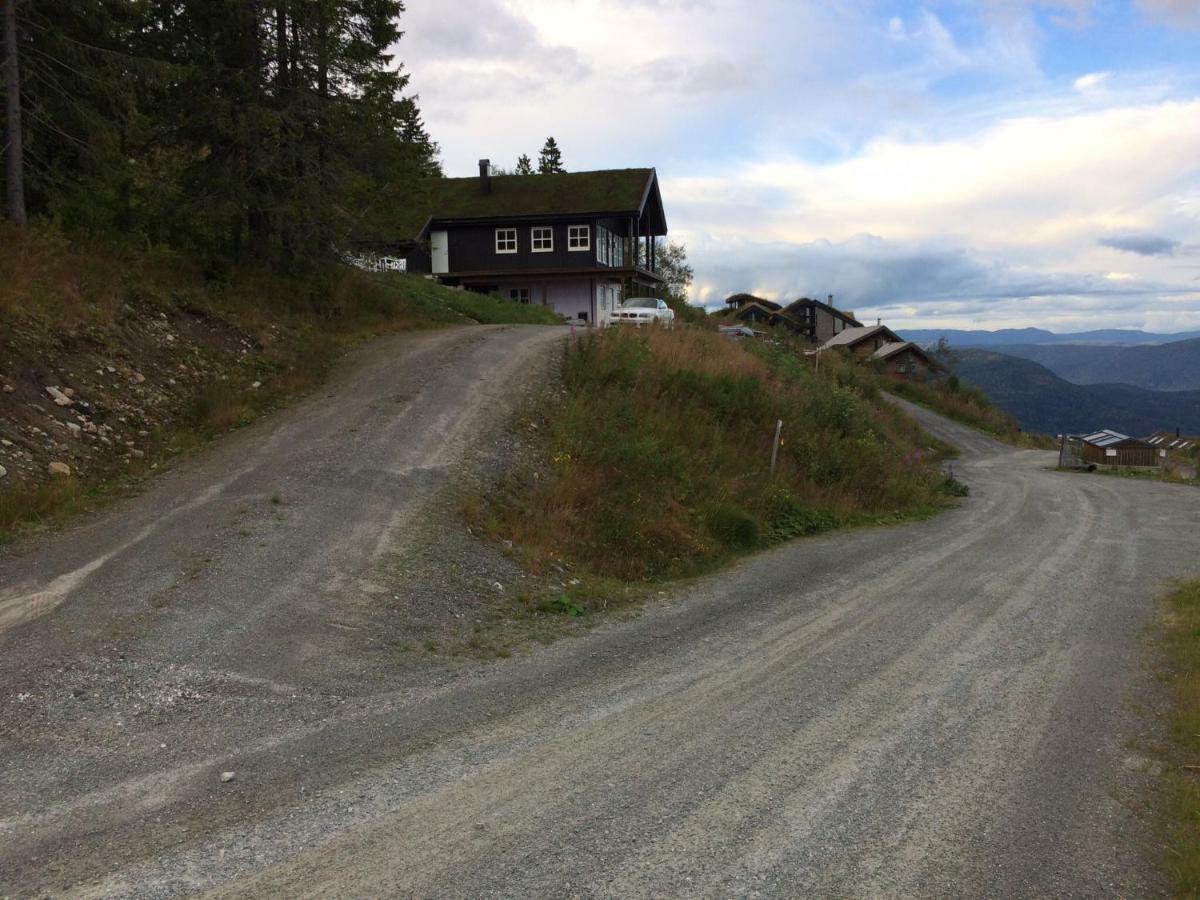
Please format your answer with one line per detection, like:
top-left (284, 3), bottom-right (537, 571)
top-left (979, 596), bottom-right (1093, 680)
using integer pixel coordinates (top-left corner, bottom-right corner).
top-left (964, 338), bottom-right (1200, 392)
top-left (953, 349), bottom-right (1200, 436)
top-left (900, 327), bottom-right (1200, 347)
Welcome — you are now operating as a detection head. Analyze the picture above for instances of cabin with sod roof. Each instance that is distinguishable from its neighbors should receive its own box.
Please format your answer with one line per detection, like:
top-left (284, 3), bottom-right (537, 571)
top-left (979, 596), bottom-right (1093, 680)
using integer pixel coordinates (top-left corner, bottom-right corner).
top-left (369, 161), bottom-right (668, 326)
top-left (724, 293), bottom-right (777, 312)
top-left (775, 297), bottom-right (861, 344)
top-left (731, 301), bottom-right (783, 326)
top-left (821, 324), bottom-right (904, 360)
top-left (871, 341), bottom-right (944, 379)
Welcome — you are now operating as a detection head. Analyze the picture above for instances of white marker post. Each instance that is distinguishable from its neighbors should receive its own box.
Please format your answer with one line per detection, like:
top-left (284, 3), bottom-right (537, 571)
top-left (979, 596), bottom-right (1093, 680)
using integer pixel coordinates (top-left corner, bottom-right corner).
top-left (770, 419), bottom-right (783, 476)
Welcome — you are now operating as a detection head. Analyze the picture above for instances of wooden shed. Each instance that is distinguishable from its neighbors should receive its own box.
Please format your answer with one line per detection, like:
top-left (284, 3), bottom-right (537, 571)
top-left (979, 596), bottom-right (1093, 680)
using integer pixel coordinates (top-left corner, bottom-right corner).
top-left (1080, 430), bottom-right (1158, 468)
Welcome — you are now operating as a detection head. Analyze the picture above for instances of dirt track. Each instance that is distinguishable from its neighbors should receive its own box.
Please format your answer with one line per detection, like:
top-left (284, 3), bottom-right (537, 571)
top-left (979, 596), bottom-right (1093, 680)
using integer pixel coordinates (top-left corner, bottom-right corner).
top-left (2, 327), bottom-right (1198, 898)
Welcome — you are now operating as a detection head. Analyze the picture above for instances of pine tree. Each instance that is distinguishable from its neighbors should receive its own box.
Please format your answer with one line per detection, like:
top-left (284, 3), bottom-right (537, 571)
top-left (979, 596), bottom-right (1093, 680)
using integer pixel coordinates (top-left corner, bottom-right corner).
top-left (2, 0), bottom-right (27, 225)
top-left (0, 0), bottom-right (441, 268)
top-left (515, 153), bottom-right (533, 175)
top-left (537, 137), bottom-right (564, 174)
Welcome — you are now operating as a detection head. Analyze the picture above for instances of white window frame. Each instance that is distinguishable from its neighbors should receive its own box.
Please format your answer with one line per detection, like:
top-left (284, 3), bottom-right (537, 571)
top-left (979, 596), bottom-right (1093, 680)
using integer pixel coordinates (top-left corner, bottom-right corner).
top-left (568, 224), bottom-right (591, 251)
top-left (508, 287), bottom-right (531, 304)
top-left (495, 228), bottom-right (517, 254)
top-left (531, 226), bottom-right (553, 253)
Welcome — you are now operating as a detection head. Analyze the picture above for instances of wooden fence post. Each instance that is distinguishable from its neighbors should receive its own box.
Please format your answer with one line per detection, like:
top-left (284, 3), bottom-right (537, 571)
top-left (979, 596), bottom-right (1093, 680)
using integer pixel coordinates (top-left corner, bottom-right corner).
top-left (770, 419), bottom-right (783, 476)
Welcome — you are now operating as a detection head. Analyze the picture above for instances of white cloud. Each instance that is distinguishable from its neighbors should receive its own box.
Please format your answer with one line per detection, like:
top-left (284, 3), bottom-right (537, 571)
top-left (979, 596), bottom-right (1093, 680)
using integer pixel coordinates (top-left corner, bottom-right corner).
top-left (1074, 71), bottom-right (1109, 94)
top-left (670, 100), bottom-right (1200, 247)
top-left (395, 0), bottom-right (1200, 330)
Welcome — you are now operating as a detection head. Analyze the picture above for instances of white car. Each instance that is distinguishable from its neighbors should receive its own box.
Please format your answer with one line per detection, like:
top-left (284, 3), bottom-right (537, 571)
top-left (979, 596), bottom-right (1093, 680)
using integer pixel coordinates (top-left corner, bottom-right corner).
top-left (613, 297), bottom-right (676, 326)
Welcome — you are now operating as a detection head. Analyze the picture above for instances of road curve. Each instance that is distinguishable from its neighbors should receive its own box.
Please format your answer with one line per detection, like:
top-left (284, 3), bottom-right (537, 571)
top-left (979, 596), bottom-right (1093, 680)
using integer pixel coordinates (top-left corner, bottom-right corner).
top-left (3, 337), bottom-right (1199, 898)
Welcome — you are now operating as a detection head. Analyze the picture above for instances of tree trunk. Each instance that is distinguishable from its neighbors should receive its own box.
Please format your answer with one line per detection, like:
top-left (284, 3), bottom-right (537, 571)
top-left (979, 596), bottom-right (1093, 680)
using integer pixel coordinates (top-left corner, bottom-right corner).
top-left (3, 0), bottom-right (27, 227)
top-left (315, 0), bottom-right (329, 250)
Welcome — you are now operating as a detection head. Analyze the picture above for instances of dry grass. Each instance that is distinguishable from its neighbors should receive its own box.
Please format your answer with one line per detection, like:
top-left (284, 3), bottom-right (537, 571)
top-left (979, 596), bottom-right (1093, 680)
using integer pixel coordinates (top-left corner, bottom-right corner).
top-left (0, 478), bottom-right (93, 544)
top-left (482, 327), bottom-right (958, 583)
top-left (1161, 579), bottom-right (1200, 894)
top-left (0, 226), bottom-right (559, 541)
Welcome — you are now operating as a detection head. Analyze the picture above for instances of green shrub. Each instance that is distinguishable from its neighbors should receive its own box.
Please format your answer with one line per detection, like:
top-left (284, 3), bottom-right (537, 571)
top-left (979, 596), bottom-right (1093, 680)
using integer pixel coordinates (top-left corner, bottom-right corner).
top-left (705, 505), bottom-right (761, 549)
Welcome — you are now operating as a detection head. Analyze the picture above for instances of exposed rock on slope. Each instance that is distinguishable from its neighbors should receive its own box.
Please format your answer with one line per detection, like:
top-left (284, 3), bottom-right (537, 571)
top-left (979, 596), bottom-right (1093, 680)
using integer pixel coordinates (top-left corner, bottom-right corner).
top-left (0, 298), bottom-right (272, 491)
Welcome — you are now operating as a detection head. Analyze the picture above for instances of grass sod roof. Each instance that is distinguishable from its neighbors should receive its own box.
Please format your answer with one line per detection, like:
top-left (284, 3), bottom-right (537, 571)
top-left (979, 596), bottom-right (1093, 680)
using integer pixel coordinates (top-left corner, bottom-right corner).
top-left (781, 297), bottom-right (862, 326)
top-left (391, 169), bottom-right (662, 239)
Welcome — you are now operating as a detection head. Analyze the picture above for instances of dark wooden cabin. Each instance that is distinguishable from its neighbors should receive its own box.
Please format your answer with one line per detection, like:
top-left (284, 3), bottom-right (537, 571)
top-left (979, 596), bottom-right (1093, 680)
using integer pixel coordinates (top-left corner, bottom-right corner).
top-left (372, 161), bottom-right (668, 325)
top-left (821, 324), bottom-right (904, 359)
top-left (776, 298), bottom-right (862, 344)
top-left (871, 341), bottom-right (944, 379)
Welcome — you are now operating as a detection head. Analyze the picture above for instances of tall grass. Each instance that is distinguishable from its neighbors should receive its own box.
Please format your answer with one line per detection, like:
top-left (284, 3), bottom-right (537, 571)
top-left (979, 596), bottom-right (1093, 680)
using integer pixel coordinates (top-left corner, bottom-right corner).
top-left (1161, 579), bottom-right (1200, 893)
top-left (485, 327), bottom-right (956, 581)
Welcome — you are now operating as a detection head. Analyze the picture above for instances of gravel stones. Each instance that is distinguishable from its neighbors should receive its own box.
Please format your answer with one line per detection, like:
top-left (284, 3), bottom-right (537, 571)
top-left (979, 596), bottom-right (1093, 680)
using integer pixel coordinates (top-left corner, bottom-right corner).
top-left (47, 461), bottom-right (72, 477)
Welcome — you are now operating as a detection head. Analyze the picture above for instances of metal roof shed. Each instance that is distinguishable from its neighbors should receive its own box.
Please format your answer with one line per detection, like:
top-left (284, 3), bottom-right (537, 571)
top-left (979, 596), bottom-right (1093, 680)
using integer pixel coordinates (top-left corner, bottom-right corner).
top-left (1079, 430), bottom-right (1158, 468)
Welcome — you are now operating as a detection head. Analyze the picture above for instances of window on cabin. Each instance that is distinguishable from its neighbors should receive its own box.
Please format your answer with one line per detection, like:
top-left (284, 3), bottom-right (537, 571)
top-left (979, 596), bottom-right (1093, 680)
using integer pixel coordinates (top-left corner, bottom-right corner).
top-left (568, 225), bottom-right (591, 251)
top-left (495, 228), bottom-right (517, 254)
top-left (531, 226), bottom-right (553, 252)
top-left (508, 288), bottom-right (531, 304)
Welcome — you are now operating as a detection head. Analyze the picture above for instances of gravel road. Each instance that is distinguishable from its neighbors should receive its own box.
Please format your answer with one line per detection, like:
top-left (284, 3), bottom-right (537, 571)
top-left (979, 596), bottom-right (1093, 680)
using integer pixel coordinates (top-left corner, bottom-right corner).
top-left (2, 328), bottom-right (1198, 898)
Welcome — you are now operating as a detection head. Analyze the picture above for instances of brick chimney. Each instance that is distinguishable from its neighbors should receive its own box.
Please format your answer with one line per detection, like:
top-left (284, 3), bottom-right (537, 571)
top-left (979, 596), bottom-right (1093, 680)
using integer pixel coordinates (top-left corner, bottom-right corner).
top-left (479, 159), bottom-right (492, 195)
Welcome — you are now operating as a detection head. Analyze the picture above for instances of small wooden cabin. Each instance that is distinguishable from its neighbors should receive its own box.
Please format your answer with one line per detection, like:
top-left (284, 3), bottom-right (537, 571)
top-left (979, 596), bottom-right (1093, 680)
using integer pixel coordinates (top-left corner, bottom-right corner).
top-left (821, 324), bottom-right (904, 360)
top-left (871, 341), bottom-right (943, 379)
top-left (732, 301), bottom-right (782, 325)
top-left (1080, 430), bottom-right (1158, 468)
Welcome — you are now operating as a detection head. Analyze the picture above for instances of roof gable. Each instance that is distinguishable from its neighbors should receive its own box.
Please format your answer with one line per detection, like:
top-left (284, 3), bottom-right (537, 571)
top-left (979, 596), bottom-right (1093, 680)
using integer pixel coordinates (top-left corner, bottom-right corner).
top-left (822, 324), bottom-right (902, 349)
top-left (781, 297), bottom-right (862, 326)
top-left (725, 293), bottom-right (779, 310)
top-left (393, 168), bottom-right (664, 239)
top-left (873, 341), bottom-right (922, 361)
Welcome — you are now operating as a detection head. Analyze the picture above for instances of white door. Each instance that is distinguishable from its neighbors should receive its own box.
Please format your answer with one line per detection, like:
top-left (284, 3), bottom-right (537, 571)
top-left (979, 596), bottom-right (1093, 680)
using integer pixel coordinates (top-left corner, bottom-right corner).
top-left (430, 230), bottom-right (449, 274)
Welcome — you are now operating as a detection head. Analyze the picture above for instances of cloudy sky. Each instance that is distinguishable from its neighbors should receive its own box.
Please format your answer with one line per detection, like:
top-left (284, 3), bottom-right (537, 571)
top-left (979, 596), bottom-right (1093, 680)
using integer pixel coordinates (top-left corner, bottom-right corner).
top-left (398, 0), bottom-right (1200, 331)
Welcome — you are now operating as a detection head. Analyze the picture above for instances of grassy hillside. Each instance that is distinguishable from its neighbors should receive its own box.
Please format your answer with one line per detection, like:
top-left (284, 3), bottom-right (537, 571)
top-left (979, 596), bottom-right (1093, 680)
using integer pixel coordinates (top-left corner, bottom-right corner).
top-left (954, 349), bottom-right (1200, 435)
top-left (0, 226), bottom-right (559, 540)
top-left (481, 327), bottom-right (961, 585)
top-left (971, 338), bottom-right (1200, 392)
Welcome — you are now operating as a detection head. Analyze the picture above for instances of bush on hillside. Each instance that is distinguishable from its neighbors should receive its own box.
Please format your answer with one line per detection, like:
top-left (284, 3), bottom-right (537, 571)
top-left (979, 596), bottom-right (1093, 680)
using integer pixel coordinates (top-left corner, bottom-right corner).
top-left (486, 327), bottom-right (955, 581)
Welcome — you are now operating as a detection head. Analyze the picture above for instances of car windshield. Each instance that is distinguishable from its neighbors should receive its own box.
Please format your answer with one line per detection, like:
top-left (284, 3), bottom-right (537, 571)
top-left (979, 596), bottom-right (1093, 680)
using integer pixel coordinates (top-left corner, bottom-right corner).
top-left (624, 298), bottom-right (659, 309)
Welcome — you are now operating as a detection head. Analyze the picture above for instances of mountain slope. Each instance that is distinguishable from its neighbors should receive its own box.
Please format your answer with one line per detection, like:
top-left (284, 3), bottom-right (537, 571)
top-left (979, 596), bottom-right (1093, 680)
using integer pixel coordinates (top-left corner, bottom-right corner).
top-left (954, 349), bottom-right (1200, 435)
top-left (900, 327), bottom-right (1200, 347)
top-left (969, 338), bottom-right (1200, 392)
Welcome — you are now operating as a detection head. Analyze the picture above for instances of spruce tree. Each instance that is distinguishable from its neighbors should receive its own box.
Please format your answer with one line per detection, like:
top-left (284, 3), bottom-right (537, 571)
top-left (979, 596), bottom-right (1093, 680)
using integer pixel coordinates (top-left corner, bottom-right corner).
top-left (2, 0), bottom-right (441, 268)
top-left (515, 154), bottom-right (533, 175)
top-left (3, 0), bottom-right (26, 225)
top-left (537, 137), bottom-right (565, 174)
